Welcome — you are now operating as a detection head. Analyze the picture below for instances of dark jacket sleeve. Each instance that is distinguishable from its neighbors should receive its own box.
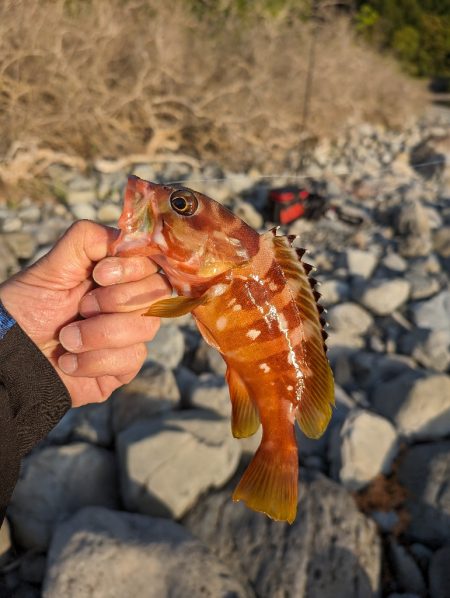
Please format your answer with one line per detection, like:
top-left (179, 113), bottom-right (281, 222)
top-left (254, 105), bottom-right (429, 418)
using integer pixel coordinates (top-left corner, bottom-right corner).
top-left (0, 302), bottom-right (71, 526)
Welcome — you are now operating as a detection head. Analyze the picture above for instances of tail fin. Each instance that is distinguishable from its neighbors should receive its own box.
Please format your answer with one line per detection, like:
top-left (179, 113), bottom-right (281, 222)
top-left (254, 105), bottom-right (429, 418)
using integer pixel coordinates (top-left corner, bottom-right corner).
top-left (232, 440), bottom-right (298, 524)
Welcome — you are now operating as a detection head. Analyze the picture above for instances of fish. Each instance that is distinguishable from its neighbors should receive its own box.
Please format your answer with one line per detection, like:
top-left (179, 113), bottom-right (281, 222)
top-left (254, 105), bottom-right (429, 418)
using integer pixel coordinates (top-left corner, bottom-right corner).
top-left (111, 174), bottom-right (335, 523)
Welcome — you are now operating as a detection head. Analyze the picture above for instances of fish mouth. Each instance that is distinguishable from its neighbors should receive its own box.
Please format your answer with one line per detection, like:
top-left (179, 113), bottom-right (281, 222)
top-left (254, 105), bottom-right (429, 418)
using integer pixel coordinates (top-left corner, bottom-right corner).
top-left (110, 175), bottom-right (159, 257)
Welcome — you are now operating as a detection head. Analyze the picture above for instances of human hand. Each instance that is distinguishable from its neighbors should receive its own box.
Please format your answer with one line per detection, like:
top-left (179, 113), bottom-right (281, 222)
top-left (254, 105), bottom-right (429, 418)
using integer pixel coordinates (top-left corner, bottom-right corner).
top-left (0, 220), bottom-right (170, 407)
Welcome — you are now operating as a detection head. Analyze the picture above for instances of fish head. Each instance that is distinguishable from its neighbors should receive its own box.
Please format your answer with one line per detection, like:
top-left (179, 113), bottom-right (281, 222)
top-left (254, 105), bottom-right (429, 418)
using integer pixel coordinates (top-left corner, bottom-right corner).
top-left (111, 175), bottom-right (259, 283)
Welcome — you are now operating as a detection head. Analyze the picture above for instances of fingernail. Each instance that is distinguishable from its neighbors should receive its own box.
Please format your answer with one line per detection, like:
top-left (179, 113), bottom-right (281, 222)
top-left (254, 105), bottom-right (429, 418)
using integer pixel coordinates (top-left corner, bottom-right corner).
top-left (80, 293), bottom-right (100, 316)
top-left (94, 261), bottom-right (123, 285)
top-left (59, 324), bottom-right (82, 351)
top-left (59, 353), bottom-right (78, 374)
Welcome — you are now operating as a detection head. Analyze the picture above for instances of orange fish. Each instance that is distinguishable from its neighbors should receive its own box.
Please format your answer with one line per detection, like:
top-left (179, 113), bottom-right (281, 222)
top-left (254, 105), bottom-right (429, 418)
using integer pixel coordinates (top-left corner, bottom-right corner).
top-left (111, 175), bottom-right (335, 523)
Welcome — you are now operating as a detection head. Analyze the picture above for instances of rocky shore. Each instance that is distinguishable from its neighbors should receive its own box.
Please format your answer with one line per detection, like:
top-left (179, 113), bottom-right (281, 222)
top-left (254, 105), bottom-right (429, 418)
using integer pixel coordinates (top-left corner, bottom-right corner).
top-left (0, 117), bottom-right (450, 597)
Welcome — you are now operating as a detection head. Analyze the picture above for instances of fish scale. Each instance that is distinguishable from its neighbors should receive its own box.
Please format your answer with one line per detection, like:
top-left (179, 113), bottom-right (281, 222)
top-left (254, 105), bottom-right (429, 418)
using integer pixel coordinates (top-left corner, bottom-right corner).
top-left (111, 175), bottom-right (334, 523)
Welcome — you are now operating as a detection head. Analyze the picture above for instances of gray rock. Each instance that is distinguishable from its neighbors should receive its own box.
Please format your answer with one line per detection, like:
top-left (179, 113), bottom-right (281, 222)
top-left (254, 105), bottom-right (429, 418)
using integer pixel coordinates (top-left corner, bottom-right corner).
top-left (0, 518), bottom-right (11, 566)
top-left (387, 538), bottom-right (426, 596)
top-left (382, 252), bottom-right (408, 273)
top-left (96, 203), bottom-right (122, 223)
top-left (346, 248), bottom-right (378, 279)
top-left (184, 472), bottom-right (381, 598)
top-left (371, 373), bottom-right (450, 440)
top-left (189, 373), bottom-right (230, 416)
top-left (429, 545), bottom-right (450, 598)
top-left (411, 291), bottom-right (450, 335)
top-left (3, 232), bottom-right (37, 260)
top-left (319, 279), bottom-right (350, 307)
top-left (396, 200), bottom-right (432, 258)
top-left (327, 302), bottom-right (374, 336)
top-left (146, 324), bottom-right (185, 369)
top-left (193, 339), bottom-right (227, 376)
top-left (0, 237), bottom-right (18, 282)
top-left (8, 443), bottom-right (118, 550)
top-left (233, 200), bottom-right (263, 229)
top-left (18, 205), bottom-right (41, 223)
top-left (352, 352), bottom-right (417, 392)
top-left (2, 216), bottom-right (22, 232)
top-left (399, 328), bottom-right (450, 373)
top-left (433, 226), bottom-right (450, 258)
top-left (66, 189), bottom-right (96, 206)
top-left (112, 362), bottom-right (180, 434)
top-left (43, 507), bottom-right (251, 598)
top-left (406, 272), bottom-right (441, 300)
top-left (370, 510), bottom-right (400, 533)
top-left (357, 278), bottom-right (410, 316)
top-left (71, 204), bottom-right (96, 221)
top-left (20, 553), bottom-right (47, 585)
top-left (334, 409), bottom-right (398, 491)
top-left (117, 410), bottom-right (240, 519)
top-left (48, 401), bottom-right (112, 447)
top-left (397, 442), bottom-right (450, 547)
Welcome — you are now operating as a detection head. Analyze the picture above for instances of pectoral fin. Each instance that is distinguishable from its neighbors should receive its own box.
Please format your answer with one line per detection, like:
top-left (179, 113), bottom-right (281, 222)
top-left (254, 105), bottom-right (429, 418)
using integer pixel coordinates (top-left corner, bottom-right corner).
top-left (226, 367), bottom-right (260, 438)
top-left (144, 295), bottom-right (207, 318)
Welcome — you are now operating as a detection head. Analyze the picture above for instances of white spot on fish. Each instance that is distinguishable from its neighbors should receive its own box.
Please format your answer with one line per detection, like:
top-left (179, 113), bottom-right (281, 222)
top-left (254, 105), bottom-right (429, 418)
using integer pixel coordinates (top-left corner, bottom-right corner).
top-left (216, 316), bottom-right (227, 331)
top-left (247, 329), bottom-right (261, 340)
top-left (182, 283), bottom-right (191, 294)
top-left (232, 304), bottom-right (242, 311)
top-left (211, 284), bottom-right (228, 297)
top-left (227, 298), bottom-right (237, 307)
top-left (229, 238), bottom-right (241, 246)
top-left (236, 248), bottom-right (249, 259)
top-left (269, 281), bottom-right (278, 291)
top-left (287, 385), bottom-right (293, 391)
top-left (259, 363), bottom-right (270, 373)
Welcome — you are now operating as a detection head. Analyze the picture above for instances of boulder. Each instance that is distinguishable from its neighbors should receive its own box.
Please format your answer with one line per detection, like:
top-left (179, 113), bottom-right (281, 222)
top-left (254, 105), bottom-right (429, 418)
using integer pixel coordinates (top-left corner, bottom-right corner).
top-left (397, 442), bottom-right (450, 547)
top-left (8, 443), bottom-right (118, 550)
top-left (184, 472), bottom-right (381, 598)
top-left (332, 409), bottom-right (398, 491)
top-left (112, 362), bottom-right (180, 433)
top-left (43, 507), bottom-right (251, 598)
top-left (117, 410), bottom-right (240, 519)
top-left (371, 373), bottom-right (450, 440)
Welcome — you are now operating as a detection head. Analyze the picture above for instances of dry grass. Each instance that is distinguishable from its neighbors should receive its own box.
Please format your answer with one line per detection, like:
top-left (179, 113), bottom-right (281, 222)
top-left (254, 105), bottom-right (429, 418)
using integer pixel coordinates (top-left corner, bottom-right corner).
top-left (0, 0), bottom-right (427, 172)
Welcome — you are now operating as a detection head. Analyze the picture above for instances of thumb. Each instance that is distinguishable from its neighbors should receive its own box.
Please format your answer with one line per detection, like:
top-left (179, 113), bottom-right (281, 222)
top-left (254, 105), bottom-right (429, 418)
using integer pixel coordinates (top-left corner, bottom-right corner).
top-left (27, 221), bottom-right (119, 291)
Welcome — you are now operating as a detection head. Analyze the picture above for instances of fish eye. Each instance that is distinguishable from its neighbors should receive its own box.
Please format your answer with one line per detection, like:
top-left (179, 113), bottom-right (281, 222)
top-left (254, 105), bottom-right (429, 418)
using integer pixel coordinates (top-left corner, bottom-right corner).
top-left (169, 189), bottom-right (198, 216)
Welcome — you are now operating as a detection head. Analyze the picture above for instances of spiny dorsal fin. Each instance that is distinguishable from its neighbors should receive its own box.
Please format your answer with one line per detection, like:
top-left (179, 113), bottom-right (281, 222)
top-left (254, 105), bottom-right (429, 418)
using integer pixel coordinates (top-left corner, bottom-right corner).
top-left (266, 232), bottom-right (334, 439)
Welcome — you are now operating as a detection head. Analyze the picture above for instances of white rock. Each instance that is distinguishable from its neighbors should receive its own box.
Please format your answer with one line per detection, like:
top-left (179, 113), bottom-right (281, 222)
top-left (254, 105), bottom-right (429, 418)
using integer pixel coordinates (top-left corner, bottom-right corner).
top-left (97, 203), bottom-right (122, 223)
top-left (319, 279), bottom-right (350, 307)
top-left (346, 248), bottom-right (378, 279)
top-left (327, 302), bottom-right (374, 336)
top-left (233, 200), bottom-right (263, 229)
top-left (117, 410), bottom-right (241, 519)
top-left (357, 278), bottom-right (410, 315)
top-left (71, 204), bottom-right (97, 221)
top-left (337, 410), bottom-right (398, 491)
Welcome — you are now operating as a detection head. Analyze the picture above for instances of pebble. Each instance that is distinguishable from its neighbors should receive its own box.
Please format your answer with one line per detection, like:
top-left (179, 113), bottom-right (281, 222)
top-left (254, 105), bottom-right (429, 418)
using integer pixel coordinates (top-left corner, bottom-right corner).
top-left (429, 545), bottom-right (450, 598)
top-left (70, 203), bottom-right (96, 220)
top-left (357, 278), bottom-right (411, 316)
top-left (0, 518), bottom-right (11, 567)
top-left (346, 248), bottom-right (379, 279)
top-left (96, 202), bottom-right (122, 223)
top-left (146, 324), bottom-right (185, 370)
top-left (319, 279), bottom-right (350, 306)
top-left (327, 302), bottom-right (374, 336)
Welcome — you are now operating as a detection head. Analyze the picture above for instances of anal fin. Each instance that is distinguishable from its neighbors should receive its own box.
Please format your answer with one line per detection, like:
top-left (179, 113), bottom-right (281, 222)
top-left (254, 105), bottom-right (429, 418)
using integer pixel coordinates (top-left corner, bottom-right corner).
top-left (232, 439), bottom-right (298, 524)
top-left (144, 295), bottom-right (207, 318)
top-left (226, 367), bottom-right (260, 438)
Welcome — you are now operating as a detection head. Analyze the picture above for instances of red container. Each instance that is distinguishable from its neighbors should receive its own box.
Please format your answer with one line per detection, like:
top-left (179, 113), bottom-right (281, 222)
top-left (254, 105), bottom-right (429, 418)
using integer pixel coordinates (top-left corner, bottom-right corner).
top-left (269, 186), bottom-right (310, 225)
